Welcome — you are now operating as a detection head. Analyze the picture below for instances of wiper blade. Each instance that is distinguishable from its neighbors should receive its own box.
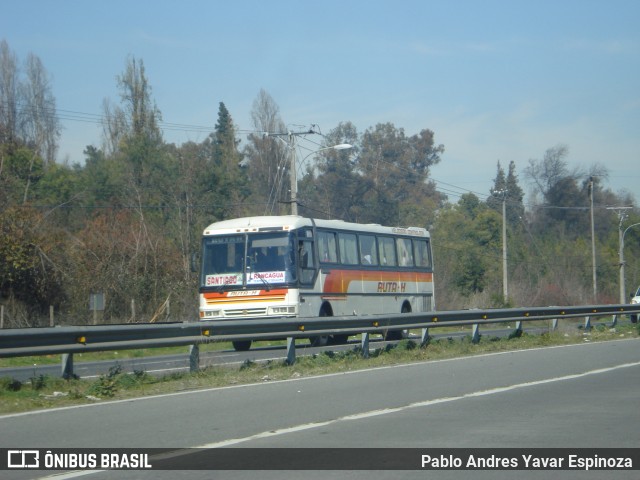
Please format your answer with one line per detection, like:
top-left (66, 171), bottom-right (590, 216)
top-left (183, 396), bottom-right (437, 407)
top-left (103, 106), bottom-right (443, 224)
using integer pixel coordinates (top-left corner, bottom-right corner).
top-left (252, 273), bottom-right (271, 291)
top-left (201, 284), bottom-right (224, 293)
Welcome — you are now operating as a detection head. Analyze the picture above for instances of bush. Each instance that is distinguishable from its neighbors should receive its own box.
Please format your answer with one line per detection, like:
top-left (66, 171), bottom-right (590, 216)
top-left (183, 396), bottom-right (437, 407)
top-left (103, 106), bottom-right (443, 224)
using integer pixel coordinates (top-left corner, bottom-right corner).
top-left (87, 364), bottom-right (123, 398)
top-left (29, 374), bottom-right (49, 391)
top-left (0, 377), bottom-right (22, 392)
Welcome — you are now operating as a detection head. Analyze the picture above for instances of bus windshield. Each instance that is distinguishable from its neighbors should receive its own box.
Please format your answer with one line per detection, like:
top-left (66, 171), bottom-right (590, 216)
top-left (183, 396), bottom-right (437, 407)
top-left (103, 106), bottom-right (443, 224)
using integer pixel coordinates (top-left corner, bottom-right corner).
top-left (201, 232), bottom-right (296, 290)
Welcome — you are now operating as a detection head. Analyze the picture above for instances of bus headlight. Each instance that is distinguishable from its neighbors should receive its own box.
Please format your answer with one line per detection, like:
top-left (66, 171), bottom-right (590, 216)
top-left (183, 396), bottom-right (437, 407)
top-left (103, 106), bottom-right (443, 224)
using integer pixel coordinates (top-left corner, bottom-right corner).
top-left (268, 306), bottom-right (297, 316)
top-left (200, 310), bottom-right (221, 319)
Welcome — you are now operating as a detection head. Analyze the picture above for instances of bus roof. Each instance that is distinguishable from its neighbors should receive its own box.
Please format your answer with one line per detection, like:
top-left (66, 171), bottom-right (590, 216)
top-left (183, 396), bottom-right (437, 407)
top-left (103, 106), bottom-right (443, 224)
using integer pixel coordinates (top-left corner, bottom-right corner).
top-left (203, 216), bottom-right (429, 238)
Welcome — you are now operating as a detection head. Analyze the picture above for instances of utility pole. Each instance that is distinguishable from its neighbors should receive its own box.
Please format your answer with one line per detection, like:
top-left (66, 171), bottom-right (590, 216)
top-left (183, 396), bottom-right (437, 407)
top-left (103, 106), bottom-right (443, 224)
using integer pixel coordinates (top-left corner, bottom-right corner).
top-left (266, 128), bottom-right (352, 216)
top-left (607, 207), bottom-right (632, 304)
top-left (618, 215), bottom-right (625, 304)
top-left (265, 128), bottom-right (316, 216)
top-left (288, 132), bottom-right (298, 215)
top-left (502, 193), bottom-right (508, 301)
top-left (492, 188), bottom-right (508, 302)
top-left (589, 177), bottom-right (597, 303)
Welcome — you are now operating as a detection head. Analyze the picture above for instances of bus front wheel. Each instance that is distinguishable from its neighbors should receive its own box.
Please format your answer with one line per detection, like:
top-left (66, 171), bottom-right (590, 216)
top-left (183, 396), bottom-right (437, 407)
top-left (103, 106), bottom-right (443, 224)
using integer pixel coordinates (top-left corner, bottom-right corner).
top-left (232, 340), bottom-right (252, 351)
top-left (310, 306), bottom-right (331, 347)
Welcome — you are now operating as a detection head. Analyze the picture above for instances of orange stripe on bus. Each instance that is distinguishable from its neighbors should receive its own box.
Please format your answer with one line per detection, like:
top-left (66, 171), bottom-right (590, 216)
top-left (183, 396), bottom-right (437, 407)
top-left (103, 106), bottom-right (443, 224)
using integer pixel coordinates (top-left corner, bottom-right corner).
top-left (203, 289), bottom-right (288, 300)
top-left (323, 270), bottom-right (433, 294)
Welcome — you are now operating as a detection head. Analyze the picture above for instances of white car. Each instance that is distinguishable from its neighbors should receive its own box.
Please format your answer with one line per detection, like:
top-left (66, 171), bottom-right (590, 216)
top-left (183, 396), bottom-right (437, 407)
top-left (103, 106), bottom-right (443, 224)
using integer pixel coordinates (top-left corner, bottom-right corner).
top-left (631, 286), bottom-right (640, 323)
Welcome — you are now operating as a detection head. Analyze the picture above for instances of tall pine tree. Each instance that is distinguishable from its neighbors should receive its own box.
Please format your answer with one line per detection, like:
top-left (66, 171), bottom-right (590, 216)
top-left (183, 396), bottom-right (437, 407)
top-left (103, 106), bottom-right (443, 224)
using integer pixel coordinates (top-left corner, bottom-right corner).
top-left (487, 160), bottom-right (524, 225)
top-left (204, 102), bottom-right (247, 219)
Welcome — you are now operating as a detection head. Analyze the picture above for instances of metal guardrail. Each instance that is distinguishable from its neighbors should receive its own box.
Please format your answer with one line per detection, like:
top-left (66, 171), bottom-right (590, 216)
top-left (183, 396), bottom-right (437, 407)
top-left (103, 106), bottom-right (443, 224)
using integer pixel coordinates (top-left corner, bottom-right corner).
top-left (1, 304), bottom-right (639, 377)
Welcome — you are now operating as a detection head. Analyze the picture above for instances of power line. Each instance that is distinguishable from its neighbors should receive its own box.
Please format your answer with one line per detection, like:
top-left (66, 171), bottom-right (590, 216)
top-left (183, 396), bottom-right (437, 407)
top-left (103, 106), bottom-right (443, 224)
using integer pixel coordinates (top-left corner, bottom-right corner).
top-left (3, 100), bottom-right (634, 214)
top-left (4, 100), bottom-right (263, 136)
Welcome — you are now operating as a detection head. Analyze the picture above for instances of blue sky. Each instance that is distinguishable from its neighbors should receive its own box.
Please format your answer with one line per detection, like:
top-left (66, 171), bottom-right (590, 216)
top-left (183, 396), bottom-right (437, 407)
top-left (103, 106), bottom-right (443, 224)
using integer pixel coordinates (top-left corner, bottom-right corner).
top-left (2, 0), bottom-right (639, 204)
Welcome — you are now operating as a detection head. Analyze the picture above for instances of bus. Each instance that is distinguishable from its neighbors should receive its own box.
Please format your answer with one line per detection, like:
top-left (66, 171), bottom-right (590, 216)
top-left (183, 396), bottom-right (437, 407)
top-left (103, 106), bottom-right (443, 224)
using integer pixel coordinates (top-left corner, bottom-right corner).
top-left (198, 216), bottom-right (435, 351)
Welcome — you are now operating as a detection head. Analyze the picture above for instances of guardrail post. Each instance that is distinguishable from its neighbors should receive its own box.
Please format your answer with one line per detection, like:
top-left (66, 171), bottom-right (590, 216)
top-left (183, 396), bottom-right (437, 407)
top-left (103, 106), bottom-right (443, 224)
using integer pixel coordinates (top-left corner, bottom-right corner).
top-left (286, 337), bottom-right (296, 365)
top-left (584, 316), bottom-right (592, 332)
top-left (514, 321), bottom-right (523, 336)
top-left (421, 328), bottom-right (430, 347)
top-left (471, 323), bottom-right (480, 344)
top-left (61, 353), bottom-right (74, 379)
top-left (361, 332), bottom-right (370, 358)
top-left (189, 344), bottom-right (200, 372)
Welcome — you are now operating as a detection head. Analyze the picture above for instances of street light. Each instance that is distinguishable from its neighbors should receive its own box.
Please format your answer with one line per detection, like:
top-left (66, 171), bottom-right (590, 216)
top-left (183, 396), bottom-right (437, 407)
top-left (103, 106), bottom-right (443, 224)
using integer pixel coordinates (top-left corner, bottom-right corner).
top-left (265, 129), bottom-right (353, 215)
top-left (289, 142), bottom-right (353, 215)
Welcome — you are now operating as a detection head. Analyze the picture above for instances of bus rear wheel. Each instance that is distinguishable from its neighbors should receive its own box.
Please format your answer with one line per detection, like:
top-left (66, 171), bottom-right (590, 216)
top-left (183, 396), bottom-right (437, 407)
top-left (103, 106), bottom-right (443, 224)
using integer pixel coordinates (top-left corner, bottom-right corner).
top-left (385, 303), bottom-right (411, 341)
top-left (332, 334), bottom-right (350, 344)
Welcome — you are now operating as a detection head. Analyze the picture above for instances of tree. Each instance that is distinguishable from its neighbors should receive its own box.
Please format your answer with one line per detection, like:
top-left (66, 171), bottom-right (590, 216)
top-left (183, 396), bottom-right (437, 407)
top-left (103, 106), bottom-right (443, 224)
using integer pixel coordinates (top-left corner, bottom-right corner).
top-left (544, 177), bottom-right (588, 236)
top-left (116, 56), bottom-right (162, 143)
top-left (70, 208), bottom-right (183, 322)
top-left (101, 56), bottom-right (164, 188)
top-left (168, 140), bottom-right (208, 280)
top-left (0, 207), bottom-right (68, 325)
top-left (486, 161), bottom-right (507, 212)
top-left (487, 160), bottom-right (524, 225)
top-left (80, 145), bottom-right (120, 206)
top-left (21, 52), bottom-right (60, 166)
top-left (101, 97), bottom-right (127, 157)
top-left (526, 146), bottom-right (593, 239)
top-left (505, 160), bottom-right (525, 224)
top-left (20, 53), bottom-right (60, 202)
top-left (0, 41), bottom-right (60, 204)
top-left (355, 123), bottom-right (444, 226)
top-left (299, 121), bottom-right (445, 226)
top-left (298, 121), bottom-right (364, 220)
top-left (524, 144), bottom-right (570, 201)
top-left (202, 102), bottom-right (248, 219)
top-left (0, 145), bottom-right (44, 205)
top-left (0, 39), bottom-right (19, 146)
top-left (432, 193), bottom-right (503, 304)
top-left (242, 89), bottom-right (288, 215)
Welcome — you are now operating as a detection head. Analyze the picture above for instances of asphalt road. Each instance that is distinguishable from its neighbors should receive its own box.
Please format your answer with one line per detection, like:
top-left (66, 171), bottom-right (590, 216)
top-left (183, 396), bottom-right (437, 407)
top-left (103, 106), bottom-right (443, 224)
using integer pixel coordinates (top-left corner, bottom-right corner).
top-left (1, 337), bottom-right (639, 480)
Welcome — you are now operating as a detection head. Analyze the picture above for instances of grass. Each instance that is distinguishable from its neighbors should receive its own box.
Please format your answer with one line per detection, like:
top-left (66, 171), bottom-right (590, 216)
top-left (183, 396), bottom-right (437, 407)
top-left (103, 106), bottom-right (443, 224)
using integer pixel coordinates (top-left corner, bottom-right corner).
top-left (0, 321), bottom-right (638, 415)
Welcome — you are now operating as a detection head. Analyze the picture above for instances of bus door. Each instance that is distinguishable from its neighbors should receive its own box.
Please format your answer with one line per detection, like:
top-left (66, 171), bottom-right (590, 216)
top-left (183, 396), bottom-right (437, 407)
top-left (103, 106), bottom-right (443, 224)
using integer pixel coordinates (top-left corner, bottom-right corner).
top-left (297, 228), bottom-right (317, 286)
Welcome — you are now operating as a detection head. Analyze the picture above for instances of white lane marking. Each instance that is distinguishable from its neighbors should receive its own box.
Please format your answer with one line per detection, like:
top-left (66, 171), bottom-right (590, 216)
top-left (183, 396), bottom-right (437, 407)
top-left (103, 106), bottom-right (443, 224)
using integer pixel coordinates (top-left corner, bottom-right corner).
top-left (33, 360), bottom-right (640, 479)
top-left (186, 360), bottom-right (640, 448)
top-left (38, 471), bottom-right (103, 479)
top-left (2, 338), bottom-right (638, 420)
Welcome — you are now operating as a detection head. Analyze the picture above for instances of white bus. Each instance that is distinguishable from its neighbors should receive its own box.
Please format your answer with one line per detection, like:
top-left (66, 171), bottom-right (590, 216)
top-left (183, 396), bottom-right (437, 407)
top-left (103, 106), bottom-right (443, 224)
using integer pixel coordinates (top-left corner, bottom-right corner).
top-left (198, 216), bottom-right (435, 351)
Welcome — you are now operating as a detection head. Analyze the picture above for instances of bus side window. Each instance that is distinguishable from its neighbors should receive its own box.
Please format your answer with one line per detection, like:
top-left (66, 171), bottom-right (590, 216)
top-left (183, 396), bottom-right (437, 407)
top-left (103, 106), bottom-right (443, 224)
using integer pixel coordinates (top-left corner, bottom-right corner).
top-left (396, 238), bottom-right (414, 267)
top-left (318, 231), bottom-right (338, 263)
top-left (338, 233), bottom-right (358, 265)
top-left (359, 234), bottom-right (378, 265)
top-left (413, 239), bottom-right (432, 268)
top-left (378, 236), bottom-right (397, 266)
